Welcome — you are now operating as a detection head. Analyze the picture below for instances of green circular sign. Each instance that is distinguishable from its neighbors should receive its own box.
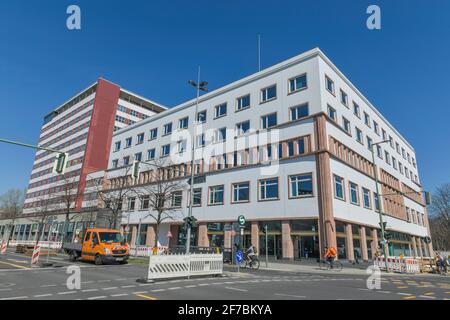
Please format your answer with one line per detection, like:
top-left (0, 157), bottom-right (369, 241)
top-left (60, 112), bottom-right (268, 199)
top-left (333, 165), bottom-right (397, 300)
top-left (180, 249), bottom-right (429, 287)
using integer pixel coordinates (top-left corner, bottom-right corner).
top-left (238, 215), bottom-right (246, 226)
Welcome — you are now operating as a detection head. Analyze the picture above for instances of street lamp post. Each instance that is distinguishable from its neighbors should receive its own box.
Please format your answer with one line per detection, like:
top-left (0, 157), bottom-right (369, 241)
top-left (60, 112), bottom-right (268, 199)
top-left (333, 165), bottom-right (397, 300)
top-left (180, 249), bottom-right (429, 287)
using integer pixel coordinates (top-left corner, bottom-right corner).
top-left (370, 139), bottom-right (390, 272)
top-left (186, 67), bottom-right (208, 254)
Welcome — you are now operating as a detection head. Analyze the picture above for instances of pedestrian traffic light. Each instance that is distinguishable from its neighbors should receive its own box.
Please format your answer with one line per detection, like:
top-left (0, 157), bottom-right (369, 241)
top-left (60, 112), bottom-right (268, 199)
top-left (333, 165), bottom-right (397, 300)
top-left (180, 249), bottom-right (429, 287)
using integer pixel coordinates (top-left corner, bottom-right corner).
top-left (379, 221), bottom-right (387, 230)
top-left (132, 160), bottom-right (140, 179)
top-left (53, 152), bottom-right (68, 175)
top-left (384, 232), bottom-right (392, 241)
top-left (183, 216), bottom-right (198, 228)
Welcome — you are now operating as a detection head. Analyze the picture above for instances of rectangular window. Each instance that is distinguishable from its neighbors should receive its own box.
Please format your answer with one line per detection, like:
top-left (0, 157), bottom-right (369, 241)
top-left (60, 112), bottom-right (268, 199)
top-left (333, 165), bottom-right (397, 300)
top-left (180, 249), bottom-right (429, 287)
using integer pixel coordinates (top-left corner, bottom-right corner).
top-left (399, 162), bottom-right (404, 174)
top-left (177, 140), bottom-right (187, 153)
top-left (385, 151), bottom-right (391, 164)
top-left (261, 113), bottom-right (277, 129)
top-left (134, 152), bottom-right (142, 161)
top-left (161, 144), bottom-right (171, 157)
top-left (289, 173), bottom-right (313, 198)
top-left (137, 133), bottom-right (144, 144)
top-left (374, 192), bottom-right (380, 211)
top-left (364, 112), bottom-right (371, 127)
top-left (382, 129), bottom-right (387, 141)
top-left (261, 84), bottom-right (277, 102)
top-left (112, 159), bottom-right (119, 168)
top-left (297, 138), bottom-right (305, 154)
top-left (289, 74), bottom-right (307, 93)
top-left (327, 105), bottom-right (336, 121)
top-left (140, 196), bottom-right (150, 210)
top-left (163, 123), bottom-right (173, 136)
top-left (196, 134), bottom-right (205, 148)
top-left (125, 137), bottom-right (132, 148)
top-left (236, 120), bottom-right (250, 136)
top-left (236, 94), bottom-right (250, 111)
top-left (209, 185), bottom-right (224, 205)
top-left (362, 188), bottom-right (371, 209)
top-left (149, 128), bottom-right (158, 140)
top-left (325, 76), bottom-right (335, 94)
top-left (214, 103), bottom-right (227, 118)
top-left (114, 141), bottom-right (121, 152)
top-left (392, 157), bottom-right (397, 170)
top-left (334, 175), bottom-right (344, 200)
top-left (340, 89), bottom-right (348, 106)
top-left (147, 148), bottom-right (155, 160)
top-left (377, 145), bottom-right (383, 159)
top-left (197, 110), bottom-right (207, 123)
top-left (178, 117), bottom-right (189, 129)
top-left (356, 127), bottom-right (363, 144)
top-left (396, 142), bottom-right (400, 154)
top-left (353, 102), bottom-right (361, 118)
top-left (349, 182), bottom-right (359, 205)
top-left (171, 191), bottom-right (183, 208)
top-left (127, 197), bottom-right (136, 211)
top-left (402, 148), bottom-right (406, 159)
top-left (389, 135), bottom-right (394, 148)
top-left (232, 182), bottom-right (250, 203)
top-left (123, 156), bottom-right (130, 166)
top-left (290, 103), bottom-right (309, 121)
top-left (373, 121), bottom-right (379, 135)
top-left (343, 117), bottom-right (351, 134)
top-left (367, 136), bottom-right (373, 150)
top-left (259, 178), bottom-right (279, 200)
top-left (214, 127), bottom-right (227, 142)
top-left (192, 188), bottom-right (202, 206)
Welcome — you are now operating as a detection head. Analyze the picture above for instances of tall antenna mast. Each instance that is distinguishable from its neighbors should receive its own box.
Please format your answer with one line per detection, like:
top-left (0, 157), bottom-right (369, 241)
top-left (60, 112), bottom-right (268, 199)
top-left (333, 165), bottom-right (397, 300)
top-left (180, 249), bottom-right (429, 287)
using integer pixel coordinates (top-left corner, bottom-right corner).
top-left (258, 34), bottom-right (261, 72)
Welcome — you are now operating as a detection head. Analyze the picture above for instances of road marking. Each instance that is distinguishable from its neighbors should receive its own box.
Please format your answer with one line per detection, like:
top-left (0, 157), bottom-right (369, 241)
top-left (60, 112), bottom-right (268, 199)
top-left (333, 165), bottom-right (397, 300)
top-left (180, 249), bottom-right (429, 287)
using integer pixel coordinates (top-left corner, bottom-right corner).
top-left (102, 287), bottom-right (118, 291)
top-left (81, 289), bottom-right (99, 292)
top-left (378, 290), bottom-right (391, 294)
top-left (397, 286), bottom-right (409, 289)
top-left (402, 295), bottom-right (416, 299)
top-left (133, 291), bottom-right (148, 294)
top-left (98, 280), bottom-right (112, 283)
top-left (0, 260), bottom-right (29, 269)
top-left (151, 289), bottom-right (166, 292)
top-left (225, 287), bottom-right (248, 292)
top-left (121, 285), bottom-right (136, 288)
top-left (136, 293), bottom-right (158, 300)
top-left (274, 293), bottom-right (306, 299)
top-left (184, 285), bottom-right (197, 288)
top-left (81, 281), bottom-right (94, 284)
top-left (58, 291), bottom-right (77, 295)
top-left (397, 293), bottom-right (412, 296)
top-left (424, 292), bottom-right (435, 296)
top-left (111, 293), bottom-right (129, 297)
top-left (0, 296), bottom-right (28, 300)
top-left (115, 278), bottom-right (127, 281)
top-left (418, 295), bottom-right (436, 299)
top-left (198, 283), bottom-right (209, 286)
top-left (34, 294), bottom-right (53, 298)
top-left (87, 296), bottom-right (107, 300)
top-left (168, 287), bottom-right (181, 290)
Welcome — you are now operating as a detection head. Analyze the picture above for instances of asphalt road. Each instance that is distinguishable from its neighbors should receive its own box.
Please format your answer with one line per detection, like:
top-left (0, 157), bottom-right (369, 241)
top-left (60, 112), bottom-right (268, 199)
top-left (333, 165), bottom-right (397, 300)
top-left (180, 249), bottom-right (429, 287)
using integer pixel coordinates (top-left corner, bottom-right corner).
top-left (0, 251), bottom-right (449, 300)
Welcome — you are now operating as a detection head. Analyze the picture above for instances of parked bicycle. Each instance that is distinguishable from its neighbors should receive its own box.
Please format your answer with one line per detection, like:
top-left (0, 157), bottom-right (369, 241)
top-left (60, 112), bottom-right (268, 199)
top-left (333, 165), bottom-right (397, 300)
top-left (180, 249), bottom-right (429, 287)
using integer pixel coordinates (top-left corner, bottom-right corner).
top-left (318, 259), bottom-right (343, 272)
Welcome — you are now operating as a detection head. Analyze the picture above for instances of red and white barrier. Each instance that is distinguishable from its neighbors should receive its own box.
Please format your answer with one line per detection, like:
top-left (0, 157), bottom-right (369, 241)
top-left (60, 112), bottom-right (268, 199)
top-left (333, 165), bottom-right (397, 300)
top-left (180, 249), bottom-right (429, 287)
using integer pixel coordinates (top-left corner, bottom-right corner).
top-left (374, 257), bottom-right (420, 274)
top-left (31, 244), bottom-right (41, 266)
top-left (0, 240), bottom-right (7, 255)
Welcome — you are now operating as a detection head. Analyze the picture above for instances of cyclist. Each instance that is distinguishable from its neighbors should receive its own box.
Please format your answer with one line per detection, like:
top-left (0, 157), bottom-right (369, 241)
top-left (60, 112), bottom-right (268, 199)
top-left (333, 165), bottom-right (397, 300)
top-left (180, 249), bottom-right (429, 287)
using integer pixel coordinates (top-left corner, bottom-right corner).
top-left (246, 244), bottom-right (256, 264)
top-left (324, 246), bottom-right (337, 267)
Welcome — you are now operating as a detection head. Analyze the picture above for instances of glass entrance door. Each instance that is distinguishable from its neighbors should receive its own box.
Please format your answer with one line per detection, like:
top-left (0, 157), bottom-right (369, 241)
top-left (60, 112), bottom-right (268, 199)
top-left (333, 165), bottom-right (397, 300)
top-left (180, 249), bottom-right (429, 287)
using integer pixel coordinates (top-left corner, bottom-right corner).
top-left (259, 234), bottom-right (282, 259)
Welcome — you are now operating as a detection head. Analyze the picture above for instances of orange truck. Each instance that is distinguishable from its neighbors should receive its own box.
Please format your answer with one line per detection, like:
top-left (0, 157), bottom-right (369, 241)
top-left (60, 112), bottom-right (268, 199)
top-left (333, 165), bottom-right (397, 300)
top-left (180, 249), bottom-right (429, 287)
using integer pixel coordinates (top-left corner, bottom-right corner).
top-left (63, 228), bottom-right (129, 265)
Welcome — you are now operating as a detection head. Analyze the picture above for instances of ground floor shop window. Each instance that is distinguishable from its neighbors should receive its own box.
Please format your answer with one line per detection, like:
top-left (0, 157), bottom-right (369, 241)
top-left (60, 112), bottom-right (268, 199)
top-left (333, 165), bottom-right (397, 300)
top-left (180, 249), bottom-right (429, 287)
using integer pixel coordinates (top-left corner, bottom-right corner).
top-left (259, 234), bottom-right (282, 259)
top-left (367, 240), bottom-right (373, 258)
top-left (337, 237), bottom-right (346, 259)
top-left (177, 224), bottom-right (197, 247)
top-left (353, 239), bottom-right (361, 259)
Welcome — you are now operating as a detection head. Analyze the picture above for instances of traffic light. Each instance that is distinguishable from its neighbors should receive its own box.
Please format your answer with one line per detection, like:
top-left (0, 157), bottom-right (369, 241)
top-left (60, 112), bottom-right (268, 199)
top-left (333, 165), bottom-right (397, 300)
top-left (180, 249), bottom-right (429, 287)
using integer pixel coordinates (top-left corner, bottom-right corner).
top-left (132, 160), bottom-right (140, 179)
top-left (184, 216), bottom-right (198, 228)
top-left (53, 152), bottom-right (68, 175)
top-left (379, 221), bottom-right (387, 230)
top-left (424, 192), bottom-right (432, 206)
top-left (384, 232), bottom-right (392, 242)
top-left (423, 236), bottom-right (431, 244)
top-left (262, 225), bottom-right (268, 234)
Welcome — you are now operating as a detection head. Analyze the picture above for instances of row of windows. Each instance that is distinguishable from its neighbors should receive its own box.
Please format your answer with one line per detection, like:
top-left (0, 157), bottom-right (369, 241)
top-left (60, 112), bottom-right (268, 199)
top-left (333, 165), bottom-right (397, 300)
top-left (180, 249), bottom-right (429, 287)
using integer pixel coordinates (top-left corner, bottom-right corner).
top-left (29, 156), bottom-right (84, 181)
top-left (325, 75), bottom-right (417, 168)
top-left (117, 104), bottom-right (149, 120)
top-left (41, 99), bottom-right (94, 134)
top-left (35, 132), bottom-right (89, 161)
top-left (333, 174), bottom-right (380, 212)
top-left (26, 169), bottom-right (80, 194)
top-left (406, 207), bottom-right (425, 227)
top-left (39, 120), bottom-right (91, 149)
top-left (123, 173), bottom-right (313, 211)
top-left (327, 104), bottom-right (419, 185)
top-left (113, 102), bottom-right (310, 155)
top-left (39, 109), bottom-right (93, 144)
top-left (33, 144), bottom-right (86, 171)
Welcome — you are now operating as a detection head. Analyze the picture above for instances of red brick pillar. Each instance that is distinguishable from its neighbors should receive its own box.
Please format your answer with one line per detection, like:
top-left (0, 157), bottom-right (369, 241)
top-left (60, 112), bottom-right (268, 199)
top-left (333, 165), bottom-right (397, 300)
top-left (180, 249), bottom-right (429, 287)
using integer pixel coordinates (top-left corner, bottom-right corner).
top-left (345, 224), bottom-right (354, 262)
top-left (146, 225), bottom-right (156, 247)
top-left (197, 223), bottom-right (209, 247)
top-left (251, 221), bottom-right (259, 254)
top-left (360, 226), bottom-right (369, 262)
top-left (281, 221), bottom-right (294, 259)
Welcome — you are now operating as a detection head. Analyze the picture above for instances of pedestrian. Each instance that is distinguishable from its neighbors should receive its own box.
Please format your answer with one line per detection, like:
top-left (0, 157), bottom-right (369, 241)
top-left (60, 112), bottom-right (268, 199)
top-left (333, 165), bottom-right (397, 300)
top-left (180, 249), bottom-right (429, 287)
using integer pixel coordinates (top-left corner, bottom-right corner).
top-left (353, 249), bottom-right (360, 265)
top-left (304, 247), bottom-right (309, 259)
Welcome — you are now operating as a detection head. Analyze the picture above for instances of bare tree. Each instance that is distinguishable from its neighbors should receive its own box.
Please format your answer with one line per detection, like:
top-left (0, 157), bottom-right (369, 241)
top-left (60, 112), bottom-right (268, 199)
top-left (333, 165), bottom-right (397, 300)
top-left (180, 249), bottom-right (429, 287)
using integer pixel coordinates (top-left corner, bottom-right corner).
top-left (134, 158), bottom-right (187, 248)
top-left (94, 164), bottom-right (135, 230)
top-left (430, 183), bottom-right (450, 251)
top-left (30, 195), bottom-right (59, 246)
top-left (0, 188), bottom-right (25, 246)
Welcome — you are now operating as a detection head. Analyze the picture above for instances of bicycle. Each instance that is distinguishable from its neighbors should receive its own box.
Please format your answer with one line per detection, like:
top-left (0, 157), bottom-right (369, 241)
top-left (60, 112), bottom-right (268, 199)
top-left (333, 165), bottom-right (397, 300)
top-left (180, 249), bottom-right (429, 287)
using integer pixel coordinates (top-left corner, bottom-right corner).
top-left (239, 253), bottom-right (260, 270)
top-left (318, 259), bottom-right (343, 272)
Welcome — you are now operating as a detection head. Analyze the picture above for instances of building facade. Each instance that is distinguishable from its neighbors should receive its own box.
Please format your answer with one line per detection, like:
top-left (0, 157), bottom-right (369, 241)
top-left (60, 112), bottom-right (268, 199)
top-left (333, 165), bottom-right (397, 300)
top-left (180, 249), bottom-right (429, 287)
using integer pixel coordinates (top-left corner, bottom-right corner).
top-left (101, 48), bottom-right (432, 261)
top-left (21, 79), bottom-right (165, 215)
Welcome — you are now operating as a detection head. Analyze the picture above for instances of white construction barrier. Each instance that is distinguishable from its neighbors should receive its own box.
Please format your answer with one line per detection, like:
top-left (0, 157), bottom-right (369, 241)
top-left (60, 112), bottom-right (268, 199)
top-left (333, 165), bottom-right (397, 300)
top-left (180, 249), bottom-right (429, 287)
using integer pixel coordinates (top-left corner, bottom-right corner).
top-left (374, 257), bottom-right (420, 274)
top-left (9, 240), bottom-right (62, 249)
top-left (147, 253), bottom-right (223, 280)
top-left (130, 245), bottom-right (169, 257)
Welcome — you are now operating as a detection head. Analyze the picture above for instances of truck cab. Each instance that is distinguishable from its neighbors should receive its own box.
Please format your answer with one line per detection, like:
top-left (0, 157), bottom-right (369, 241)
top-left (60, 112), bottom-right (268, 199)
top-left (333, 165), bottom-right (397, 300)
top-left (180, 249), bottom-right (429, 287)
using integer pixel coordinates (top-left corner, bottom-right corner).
top-left (66, 228), bottom-right (129, 265)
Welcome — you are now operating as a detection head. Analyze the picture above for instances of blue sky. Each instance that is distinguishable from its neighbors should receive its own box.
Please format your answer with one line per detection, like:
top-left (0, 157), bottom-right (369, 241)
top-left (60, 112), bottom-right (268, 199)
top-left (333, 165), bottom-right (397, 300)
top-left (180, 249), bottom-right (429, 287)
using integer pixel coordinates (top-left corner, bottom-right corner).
top-left (0, 0), bottom-right (449, 195)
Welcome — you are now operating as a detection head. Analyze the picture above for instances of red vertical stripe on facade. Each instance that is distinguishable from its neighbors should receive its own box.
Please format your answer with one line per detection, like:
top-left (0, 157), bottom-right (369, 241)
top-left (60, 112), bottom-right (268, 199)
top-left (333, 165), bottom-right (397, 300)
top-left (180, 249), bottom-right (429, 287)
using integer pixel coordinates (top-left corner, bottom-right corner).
top-left (75, 79), bottom-right (120, 210)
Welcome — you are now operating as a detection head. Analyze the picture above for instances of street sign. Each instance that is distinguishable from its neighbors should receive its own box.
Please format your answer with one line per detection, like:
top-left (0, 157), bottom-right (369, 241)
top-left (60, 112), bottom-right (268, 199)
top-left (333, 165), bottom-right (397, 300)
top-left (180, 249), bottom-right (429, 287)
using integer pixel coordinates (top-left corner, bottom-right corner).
top-left (238, 215), bottom-right (246, 226)
top-left (236, 250), bottom-right (244, 264)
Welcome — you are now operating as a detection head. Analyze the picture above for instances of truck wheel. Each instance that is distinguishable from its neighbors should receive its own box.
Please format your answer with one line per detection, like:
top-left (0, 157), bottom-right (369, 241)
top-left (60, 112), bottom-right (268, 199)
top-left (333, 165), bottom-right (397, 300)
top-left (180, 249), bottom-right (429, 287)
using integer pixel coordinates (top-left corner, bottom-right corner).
top-left (69, 251), bottom-right (77, 262)
top-left (95, 254), bottom-right (103, 265)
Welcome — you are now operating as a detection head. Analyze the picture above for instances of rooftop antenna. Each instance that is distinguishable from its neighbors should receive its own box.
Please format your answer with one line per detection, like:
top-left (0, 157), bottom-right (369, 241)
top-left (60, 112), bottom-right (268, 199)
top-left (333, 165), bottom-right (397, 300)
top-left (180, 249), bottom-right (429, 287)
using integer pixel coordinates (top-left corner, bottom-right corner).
top-left (258, 34), bottom-right (261, 72)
